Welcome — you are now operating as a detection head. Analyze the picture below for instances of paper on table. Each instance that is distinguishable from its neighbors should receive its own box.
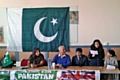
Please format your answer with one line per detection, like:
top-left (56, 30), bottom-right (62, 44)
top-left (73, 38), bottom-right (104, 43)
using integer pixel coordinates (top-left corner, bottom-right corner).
top-left (106, 65), bottom-right (115, 69)
top-left (90, 50), bottom-right (98, 55)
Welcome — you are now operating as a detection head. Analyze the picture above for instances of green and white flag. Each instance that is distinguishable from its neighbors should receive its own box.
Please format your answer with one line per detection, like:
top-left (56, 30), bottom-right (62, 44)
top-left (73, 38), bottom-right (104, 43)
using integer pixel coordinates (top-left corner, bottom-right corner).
top-left (10, 70), bottom-right (59, 80)
top-left (2, 52), bottom-right (13, 67)
top-left (7, 7), bottom-right (69, 52)
top-left (0, 71), bottom-right (10, 80)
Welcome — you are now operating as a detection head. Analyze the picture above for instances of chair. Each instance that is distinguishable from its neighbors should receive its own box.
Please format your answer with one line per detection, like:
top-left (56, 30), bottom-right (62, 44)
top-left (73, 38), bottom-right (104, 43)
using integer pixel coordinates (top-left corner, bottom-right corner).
top-left (20, 59), bottom-right (29, 66)
top-left (20, 59), bottom-right (47, 67)
top-left (42, 59), bottom-right (47, 66)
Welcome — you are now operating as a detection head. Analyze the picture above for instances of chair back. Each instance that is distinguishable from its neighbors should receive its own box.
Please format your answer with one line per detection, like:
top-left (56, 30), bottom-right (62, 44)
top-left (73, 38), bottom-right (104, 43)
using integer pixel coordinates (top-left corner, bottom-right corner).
top-left (20, 59), bottom-right (28, 66)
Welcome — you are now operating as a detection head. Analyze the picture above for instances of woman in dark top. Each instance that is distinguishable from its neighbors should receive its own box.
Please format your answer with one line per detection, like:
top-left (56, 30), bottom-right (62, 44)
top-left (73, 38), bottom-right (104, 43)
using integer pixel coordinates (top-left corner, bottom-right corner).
top-left (88, 39), bottom-right (105, 66)
top-left (28, 48), bottom-right (45, 68)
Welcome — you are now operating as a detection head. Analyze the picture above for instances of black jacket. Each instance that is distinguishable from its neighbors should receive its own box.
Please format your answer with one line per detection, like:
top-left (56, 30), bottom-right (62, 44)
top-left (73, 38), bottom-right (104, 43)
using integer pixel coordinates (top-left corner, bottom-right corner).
top-left (72, 55), bottom-right (88, 66)
top-left (88, 45), bottom-right (105, 66)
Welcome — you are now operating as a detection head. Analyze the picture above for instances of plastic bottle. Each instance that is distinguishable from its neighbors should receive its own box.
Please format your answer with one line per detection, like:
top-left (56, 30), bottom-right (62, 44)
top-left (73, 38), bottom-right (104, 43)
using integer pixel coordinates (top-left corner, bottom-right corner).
top-left (48, 58), bottom-right (51, 70)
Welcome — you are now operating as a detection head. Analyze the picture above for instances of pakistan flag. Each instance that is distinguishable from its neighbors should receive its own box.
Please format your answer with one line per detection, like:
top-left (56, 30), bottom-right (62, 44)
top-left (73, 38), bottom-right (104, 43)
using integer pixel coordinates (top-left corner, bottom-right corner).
top-left (7, 7), bottom-right (69, 52)
top-left (2, 52), bottom-right (13, 67)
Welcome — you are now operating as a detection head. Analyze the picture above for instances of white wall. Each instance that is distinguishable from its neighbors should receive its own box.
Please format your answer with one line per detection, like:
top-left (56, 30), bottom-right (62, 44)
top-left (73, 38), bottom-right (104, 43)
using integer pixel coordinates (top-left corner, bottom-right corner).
top-left (0, 0), bottom-right (120, 45)
top-left (0, 8), bottom-right (7, 43)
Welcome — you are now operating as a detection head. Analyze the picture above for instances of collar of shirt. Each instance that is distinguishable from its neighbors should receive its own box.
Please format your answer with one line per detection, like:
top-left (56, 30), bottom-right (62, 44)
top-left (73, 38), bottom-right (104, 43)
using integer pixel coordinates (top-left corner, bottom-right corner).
top-left (77, 55), bottom-right (82, 58)
top-left (58, 54), bottom-right (66, 58)
top-left (77, 55), bottom-right (82, 59)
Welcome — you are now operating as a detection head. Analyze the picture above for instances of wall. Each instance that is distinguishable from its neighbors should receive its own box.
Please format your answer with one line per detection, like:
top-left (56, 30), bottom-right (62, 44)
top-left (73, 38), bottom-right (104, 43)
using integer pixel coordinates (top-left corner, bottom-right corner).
top-left (1, 47), bottom-right (120, 61)
top-left (0, 0), bottom-right (120, 60)
top-left (0, 0), bottom-right (120, 45)
top-left (0, 8), bottom-right (7, 43)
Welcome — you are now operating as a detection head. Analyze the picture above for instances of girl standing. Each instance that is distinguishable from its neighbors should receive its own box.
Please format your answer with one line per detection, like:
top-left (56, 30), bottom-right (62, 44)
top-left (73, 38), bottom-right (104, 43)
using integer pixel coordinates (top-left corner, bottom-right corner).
top-left (88, 39), bottom-right (105, 66)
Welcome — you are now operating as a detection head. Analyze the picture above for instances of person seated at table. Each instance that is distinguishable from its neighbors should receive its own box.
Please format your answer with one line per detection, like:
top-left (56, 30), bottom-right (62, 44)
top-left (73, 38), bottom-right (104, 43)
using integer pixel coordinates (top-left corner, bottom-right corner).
top-left (28, 48), bottom-right (46, 68)
top-left (72, 48), bottom-right (88, 66)
top-left (51, 46), bottom-right (71, 68)
top-left (104, 49), bottom-right (118, 80)
top-left (104, 49), bottom-right (118, 68)
top-left (88, 39), bottom-right (105, 66)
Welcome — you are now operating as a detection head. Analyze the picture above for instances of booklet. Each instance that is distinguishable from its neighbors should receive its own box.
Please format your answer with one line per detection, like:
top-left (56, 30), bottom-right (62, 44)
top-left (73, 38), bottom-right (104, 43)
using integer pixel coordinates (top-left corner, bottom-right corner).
top-left (106, 65), bottom-right (115, 69)
top-left (90, 50), bottom-right (98, 55)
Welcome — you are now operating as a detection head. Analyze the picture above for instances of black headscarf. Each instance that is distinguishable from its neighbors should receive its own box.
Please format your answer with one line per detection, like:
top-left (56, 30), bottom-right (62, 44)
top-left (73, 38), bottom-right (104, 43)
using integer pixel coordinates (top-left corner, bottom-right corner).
top-left (90, 39), bottom-right (103, 50)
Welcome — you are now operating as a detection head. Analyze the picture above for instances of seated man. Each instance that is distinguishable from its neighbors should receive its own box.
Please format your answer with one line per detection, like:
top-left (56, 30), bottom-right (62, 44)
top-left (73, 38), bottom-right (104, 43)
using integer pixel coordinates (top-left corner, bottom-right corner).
top-left (51, 46), bottom-right (71, 68)
top-left (72, 48), bottom-right (88, 66)
top-left (28, 48), bottom-right (47, 68)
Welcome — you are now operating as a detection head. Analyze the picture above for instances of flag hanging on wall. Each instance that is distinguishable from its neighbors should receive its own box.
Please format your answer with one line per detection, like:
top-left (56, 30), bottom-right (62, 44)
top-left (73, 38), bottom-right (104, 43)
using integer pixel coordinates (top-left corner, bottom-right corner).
top-left (7, 7), bottom-right (69, 52)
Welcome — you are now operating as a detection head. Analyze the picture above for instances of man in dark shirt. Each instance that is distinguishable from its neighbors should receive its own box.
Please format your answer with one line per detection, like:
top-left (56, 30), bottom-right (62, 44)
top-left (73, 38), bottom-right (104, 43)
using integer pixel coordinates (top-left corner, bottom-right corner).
top-left (72, 48), bottom-right (88, 66)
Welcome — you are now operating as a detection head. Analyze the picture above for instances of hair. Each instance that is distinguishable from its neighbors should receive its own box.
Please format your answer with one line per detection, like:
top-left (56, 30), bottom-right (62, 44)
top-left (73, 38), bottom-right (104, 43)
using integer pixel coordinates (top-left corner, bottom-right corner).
top-left (108, 49), bottom-right (116, 57)
top-left (76, 48), bottom-right (82, 53)
top-left (91, 39), bottom-right (103, 49)
top-left (58, 46), bottom-right (64, 51)
top-left (31, 48), bottom-right (40, 58)
top-left (71, 11), bottom-right (76, 16)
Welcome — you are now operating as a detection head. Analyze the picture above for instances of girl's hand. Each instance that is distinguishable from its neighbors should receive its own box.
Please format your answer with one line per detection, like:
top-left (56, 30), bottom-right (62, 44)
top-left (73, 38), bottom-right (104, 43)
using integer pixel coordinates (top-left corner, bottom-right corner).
top-left (30, 64), bottom-right (37, 68)
top-left (92, 54), bottom-right (96, 57)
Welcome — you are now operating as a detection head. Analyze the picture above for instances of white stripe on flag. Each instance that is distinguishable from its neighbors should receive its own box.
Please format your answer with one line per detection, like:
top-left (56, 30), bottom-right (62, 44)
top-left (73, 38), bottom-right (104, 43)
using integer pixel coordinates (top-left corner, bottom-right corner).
top-left (7, 8), bottom-right (23, 52)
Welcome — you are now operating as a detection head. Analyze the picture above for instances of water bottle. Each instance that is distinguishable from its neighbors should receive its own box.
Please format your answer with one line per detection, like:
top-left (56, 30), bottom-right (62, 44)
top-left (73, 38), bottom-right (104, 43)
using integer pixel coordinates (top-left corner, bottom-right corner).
top-left (48, 58), bottom-right (51, 70)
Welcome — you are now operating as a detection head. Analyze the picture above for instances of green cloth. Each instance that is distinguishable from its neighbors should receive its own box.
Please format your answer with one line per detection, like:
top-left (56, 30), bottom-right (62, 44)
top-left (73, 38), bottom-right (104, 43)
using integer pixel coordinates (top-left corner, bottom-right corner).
top-left (22, 7), bottom-right (69, 52)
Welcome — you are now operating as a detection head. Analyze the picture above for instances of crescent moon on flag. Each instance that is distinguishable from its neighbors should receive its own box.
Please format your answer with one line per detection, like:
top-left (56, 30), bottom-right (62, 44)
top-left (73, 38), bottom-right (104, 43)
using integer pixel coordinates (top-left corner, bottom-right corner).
top-left (34, 17), bottom-right (58, 42)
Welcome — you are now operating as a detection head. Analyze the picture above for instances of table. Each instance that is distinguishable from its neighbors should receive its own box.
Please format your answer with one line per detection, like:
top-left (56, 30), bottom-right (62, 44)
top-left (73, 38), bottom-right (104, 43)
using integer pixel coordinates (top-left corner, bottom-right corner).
top-left (0, 66), bottom-right (119, 73)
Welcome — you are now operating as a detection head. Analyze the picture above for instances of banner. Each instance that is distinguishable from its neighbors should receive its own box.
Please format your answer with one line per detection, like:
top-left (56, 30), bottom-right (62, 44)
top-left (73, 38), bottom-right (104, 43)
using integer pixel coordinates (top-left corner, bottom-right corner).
top-left (58, 70), bottom-right (100, 80)
top-left (10, 70), bottom-right (100, 80)
top-left (0, 71), bottom-right (10, 80)
top-left (10, 70), bottom-right (58, 80)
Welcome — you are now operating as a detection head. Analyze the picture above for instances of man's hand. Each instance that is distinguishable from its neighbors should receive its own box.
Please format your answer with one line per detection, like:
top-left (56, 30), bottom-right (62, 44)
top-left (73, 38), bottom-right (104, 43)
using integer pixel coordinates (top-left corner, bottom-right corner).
top-left (56, 64), bottom-right (62, 68)
top-left (56, 64), bottom-right (62, 67)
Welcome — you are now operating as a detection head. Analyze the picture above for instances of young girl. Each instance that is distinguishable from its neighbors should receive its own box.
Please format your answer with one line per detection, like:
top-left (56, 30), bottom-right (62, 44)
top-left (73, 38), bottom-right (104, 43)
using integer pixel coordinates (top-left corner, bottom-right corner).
top-left (104, 50), bottom-right (118, 80)
top-left (88, 39), bottom-right (105, 66)
top-left (28, 48), bottom-right (46, 68)
top-left (104, 49), bottom-right (118, 68)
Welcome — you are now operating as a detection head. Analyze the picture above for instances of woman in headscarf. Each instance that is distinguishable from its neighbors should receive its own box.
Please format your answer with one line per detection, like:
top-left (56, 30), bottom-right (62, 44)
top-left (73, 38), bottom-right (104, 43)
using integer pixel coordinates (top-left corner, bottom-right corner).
top-left (28, 48), bottom-right (46, 68)
top-left (88, 39), bottom-right (105, 66)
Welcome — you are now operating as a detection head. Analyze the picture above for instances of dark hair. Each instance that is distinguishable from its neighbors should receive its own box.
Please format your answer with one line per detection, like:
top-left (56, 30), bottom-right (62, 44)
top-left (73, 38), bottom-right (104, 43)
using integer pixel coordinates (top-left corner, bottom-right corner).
top-left (76, 48), bottom-right (82, 53)
top-left (71, 11), bottom-right (76, 16)
top-left (91, 39), bottom-right (103, 49)
top-left (31, 48), bottom-right (40, 58)
top-left (108, 50), bottom-right (116, 57)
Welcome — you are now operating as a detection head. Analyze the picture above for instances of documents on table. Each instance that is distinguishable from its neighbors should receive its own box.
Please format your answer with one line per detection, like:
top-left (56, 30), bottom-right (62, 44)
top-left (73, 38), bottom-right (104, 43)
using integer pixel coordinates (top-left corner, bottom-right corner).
top-left (106, 65), bottom-right (115, 69)
top-left (90, 50), bottom-right (98, 55)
